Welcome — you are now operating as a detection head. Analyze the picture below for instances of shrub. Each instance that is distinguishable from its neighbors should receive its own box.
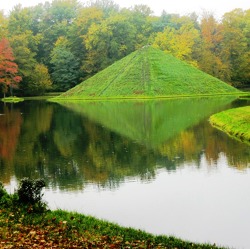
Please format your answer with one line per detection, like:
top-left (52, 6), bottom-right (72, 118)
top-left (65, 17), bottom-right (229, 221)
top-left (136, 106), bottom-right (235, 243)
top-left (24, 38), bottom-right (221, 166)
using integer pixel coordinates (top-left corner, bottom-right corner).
top-left (0, 182), bottom-right (6, 198)
top-left (17, 178), bottom-right (46, 205)
top-left (0, 182), bottom-right (12, 207)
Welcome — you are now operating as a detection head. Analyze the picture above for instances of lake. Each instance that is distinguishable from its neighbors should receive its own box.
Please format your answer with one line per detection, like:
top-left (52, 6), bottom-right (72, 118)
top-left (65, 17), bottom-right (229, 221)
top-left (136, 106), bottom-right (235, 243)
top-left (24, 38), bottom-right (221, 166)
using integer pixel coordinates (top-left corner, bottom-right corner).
top-left (0, 97), bottom-right (249, 248)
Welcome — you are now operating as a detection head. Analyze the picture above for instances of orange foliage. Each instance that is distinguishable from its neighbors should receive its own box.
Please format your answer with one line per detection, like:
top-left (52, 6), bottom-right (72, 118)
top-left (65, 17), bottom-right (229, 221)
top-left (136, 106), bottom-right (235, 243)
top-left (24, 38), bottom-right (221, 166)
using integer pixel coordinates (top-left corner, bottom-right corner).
top-left (0, 106), bottom-right (23, 161)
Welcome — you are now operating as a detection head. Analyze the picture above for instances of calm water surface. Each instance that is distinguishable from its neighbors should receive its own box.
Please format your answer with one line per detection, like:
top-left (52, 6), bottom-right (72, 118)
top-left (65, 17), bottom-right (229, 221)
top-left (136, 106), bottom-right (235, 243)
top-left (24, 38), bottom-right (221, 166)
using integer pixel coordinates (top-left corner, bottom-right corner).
top-left (0, 97), bottom-right (249, 249)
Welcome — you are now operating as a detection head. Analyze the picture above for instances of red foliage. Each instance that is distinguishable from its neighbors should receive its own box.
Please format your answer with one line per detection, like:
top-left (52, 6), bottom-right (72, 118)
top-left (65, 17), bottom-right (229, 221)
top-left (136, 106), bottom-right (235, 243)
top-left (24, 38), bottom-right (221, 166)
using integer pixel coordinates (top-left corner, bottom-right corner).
top-left (0, 38), bottom-right (22, 94)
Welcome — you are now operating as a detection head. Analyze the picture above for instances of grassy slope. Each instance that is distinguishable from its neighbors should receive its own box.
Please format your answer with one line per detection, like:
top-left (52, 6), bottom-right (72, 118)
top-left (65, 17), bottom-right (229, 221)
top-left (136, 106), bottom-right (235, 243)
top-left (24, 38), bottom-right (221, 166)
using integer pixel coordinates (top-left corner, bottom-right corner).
top-left (0, 206), bottom-right (228, 249)
top-left (210, 106), bottom-right (250, 145)
top-left (0, 181), bottom-right (228, 248)
top-left (56, 46), bottom-right (239, 99)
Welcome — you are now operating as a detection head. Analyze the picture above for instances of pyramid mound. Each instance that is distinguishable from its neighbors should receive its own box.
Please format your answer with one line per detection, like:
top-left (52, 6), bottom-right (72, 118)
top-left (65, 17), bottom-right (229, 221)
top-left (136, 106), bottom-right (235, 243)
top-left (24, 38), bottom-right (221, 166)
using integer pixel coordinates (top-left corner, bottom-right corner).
top-left (56, 46), bottom-right (239, 99)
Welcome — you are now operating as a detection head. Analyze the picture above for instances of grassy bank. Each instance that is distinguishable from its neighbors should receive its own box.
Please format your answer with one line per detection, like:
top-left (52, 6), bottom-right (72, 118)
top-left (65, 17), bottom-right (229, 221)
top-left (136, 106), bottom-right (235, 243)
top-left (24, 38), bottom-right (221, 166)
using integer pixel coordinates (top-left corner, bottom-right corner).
top-left (51, 92), bottom-right (247, 102)
top-left (0, 208), bottom-right (228, 249)
top-left (0, 181), bottom-right (227, 249)
top-left (210, 106), bottom-right (250, 145)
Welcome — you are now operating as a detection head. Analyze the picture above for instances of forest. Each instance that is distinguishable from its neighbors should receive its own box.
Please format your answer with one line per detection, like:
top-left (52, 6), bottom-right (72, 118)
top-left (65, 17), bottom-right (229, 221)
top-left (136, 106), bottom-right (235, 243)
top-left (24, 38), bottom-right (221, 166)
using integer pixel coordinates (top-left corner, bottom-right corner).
top-left (0, 0), bottom-right (249, 96)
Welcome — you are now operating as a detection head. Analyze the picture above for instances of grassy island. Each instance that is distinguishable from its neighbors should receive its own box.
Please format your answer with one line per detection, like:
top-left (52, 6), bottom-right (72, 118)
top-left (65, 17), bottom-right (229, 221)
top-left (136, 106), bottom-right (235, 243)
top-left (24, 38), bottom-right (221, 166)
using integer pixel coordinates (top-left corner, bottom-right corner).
top-left (210, 106), bottom-right (250, 145)
top-left (1, 96), bottom-right (24, 103)
top-left (0, 180), bottom-right (227, 249)
top-left (54, 46), bottom-right (239, 100)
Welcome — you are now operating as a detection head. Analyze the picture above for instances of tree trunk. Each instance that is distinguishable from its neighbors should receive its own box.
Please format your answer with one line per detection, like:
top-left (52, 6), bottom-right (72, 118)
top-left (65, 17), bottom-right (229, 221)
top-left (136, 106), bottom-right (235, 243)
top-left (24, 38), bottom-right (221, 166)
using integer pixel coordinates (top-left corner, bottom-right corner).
top-left (10, 85), bottom-right (13, 97)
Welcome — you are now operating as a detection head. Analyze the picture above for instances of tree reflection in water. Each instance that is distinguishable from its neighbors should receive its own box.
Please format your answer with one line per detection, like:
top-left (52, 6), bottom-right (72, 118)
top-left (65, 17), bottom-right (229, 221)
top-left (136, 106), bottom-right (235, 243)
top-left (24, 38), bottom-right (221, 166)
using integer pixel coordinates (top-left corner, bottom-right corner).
top-left (0, 97), bottom-right (249, 191)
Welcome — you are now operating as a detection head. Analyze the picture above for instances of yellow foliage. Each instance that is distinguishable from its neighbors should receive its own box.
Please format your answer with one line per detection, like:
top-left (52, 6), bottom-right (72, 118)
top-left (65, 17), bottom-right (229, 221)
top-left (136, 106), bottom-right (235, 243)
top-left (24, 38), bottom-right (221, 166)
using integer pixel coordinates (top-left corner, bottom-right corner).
top-left (55, 36), bottom-right (69, 47)
top-left (0, 11), bottom-right (8, 39)
top-left (152, 23), bottom-right (199, 64)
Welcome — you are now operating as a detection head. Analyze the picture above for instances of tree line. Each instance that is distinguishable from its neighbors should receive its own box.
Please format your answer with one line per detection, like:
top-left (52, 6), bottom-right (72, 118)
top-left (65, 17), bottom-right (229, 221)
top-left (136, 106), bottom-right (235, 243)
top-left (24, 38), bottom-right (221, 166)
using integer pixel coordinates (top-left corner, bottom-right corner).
top-left (0, 0), bottom-right (249, 96)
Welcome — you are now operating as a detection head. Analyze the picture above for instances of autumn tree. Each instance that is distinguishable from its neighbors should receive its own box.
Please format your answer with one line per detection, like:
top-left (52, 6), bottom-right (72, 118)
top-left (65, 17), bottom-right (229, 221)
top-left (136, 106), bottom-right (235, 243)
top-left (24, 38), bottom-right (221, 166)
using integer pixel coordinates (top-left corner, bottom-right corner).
top-left (2, 0), bottom-right (249, 92)
top-left (152, 15), bottom-right (199, 65)
top-left (68, 6), bottom-right (104, 80)
top-left (0, 38), bottom-right (22, 97)
top-left (221, 9), bottom-right (250, 86)
top-left (7, 5), bottom-right (47, 95)
top-left (26, 64), bottom-right (52, 95)
top-left (197, 12), bottom-right (229, 81)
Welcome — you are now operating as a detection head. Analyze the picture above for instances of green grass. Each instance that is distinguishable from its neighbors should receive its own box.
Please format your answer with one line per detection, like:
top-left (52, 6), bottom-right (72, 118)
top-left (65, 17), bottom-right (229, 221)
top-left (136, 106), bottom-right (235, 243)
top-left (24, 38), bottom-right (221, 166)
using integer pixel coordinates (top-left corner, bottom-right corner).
top-left (1, 96), bottom-right (24, 103)
top-left (210, 106), bottom-right (250, 145)
top-left (54, 46), bottom-right (239, 100)
top-left (0, 188), bottom-right (228, 249)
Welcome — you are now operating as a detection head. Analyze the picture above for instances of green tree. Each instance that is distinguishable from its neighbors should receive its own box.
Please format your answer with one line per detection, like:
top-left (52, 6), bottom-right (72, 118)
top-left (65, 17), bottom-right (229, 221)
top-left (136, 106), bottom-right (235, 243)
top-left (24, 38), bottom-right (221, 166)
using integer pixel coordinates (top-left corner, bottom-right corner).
top-left (83, 13), bottom-right (137, 74)
top-left (8, 4), bottom-right (33, 35)
top-left (9, 32), bottom-right (38, 75)
top-left (27, 64), bottom-right (52, 95)
top-left (9, 32), bottom-right (38, 95)
top-left (37, 0), bottom-right (80, 66)
top-left (150, 11), bottom-right (176, 33)
top-left (68, 6), bottom-right (104, 80)
top-left (0, 11), bottom-right (8, 39)
top-left (50, 37), bottom-right (80, 91)
top-left (88, 0), bottom-right (119, 17)
top-left (7, 5), bottom-right (42, 54)
top-left (125, 5), bottom-right (153, 49)
top-left (221, 9), bottom-right (250, 86)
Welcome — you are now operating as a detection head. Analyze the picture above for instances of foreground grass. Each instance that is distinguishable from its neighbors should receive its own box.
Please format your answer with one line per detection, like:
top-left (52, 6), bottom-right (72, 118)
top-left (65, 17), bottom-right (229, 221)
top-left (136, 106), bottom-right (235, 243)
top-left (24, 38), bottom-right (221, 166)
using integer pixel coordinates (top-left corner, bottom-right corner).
top-left (0, 208), bottom-right (228, 249)
top-left (0, 192), bottom-right (227, 249)
top-left (55, 46), bottom-right (239, 100)
top-left (210, 106), bottom-right (250, 145)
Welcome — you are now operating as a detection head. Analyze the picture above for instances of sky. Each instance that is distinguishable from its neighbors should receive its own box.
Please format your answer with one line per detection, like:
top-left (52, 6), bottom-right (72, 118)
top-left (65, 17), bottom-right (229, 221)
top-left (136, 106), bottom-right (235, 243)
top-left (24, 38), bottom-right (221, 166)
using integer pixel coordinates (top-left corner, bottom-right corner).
top-left (1, 0), bottom-right (249, 18)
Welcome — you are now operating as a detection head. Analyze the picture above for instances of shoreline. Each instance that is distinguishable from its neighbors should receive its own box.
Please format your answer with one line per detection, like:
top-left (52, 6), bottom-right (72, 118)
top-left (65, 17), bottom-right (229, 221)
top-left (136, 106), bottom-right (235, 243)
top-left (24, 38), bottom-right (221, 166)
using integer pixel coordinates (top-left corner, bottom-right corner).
top-left (210, 106), bottom-right (250, 145)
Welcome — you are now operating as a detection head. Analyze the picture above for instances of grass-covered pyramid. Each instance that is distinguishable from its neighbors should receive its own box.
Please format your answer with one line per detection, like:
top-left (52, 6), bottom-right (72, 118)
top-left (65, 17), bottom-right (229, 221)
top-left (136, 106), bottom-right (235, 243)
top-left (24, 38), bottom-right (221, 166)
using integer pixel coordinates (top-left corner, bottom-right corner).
top-left (56, 46), bottom-right (239, 99)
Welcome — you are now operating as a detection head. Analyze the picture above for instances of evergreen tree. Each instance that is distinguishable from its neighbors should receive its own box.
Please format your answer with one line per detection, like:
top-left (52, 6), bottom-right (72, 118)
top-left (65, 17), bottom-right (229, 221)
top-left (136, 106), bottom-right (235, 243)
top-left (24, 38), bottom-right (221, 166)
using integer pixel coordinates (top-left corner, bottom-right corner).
top-left (50, 37), bottom-right (80, 91)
